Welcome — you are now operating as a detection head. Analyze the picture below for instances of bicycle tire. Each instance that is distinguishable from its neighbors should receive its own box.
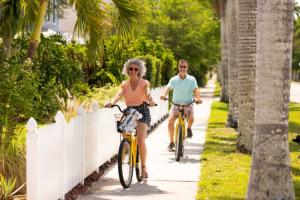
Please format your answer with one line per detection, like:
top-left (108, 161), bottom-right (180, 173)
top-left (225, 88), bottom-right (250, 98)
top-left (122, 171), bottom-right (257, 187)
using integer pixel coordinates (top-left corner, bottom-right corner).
top-left (135, 146), bottom-right (143, 182)
top-left (175, 125), bottom-right (183, 161)
top-left (118, 139), bottom-right (134, 188)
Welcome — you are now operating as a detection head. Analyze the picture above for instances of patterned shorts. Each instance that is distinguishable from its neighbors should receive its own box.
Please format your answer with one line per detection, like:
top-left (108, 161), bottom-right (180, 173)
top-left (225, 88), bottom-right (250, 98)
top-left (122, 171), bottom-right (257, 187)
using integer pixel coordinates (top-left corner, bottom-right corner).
top-left (169, 104), bottom-right (194, 119)
top-left (126, 103), bottom-right (151, 127)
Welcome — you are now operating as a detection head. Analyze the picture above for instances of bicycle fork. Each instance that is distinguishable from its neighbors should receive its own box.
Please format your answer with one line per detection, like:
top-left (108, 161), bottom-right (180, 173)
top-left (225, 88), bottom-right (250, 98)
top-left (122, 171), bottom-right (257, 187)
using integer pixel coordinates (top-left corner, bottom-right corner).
top-left (127, 135), bottom-right (137, 167)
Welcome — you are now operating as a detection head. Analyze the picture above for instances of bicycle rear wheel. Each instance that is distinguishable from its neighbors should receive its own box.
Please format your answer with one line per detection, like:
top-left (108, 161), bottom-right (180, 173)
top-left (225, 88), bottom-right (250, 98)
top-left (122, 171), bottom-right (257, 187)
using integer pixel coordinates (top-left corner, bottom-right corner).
top-left (118, 139), bottom-right (134, 188)
top-left (135, 146), bottom-right (143, 182)
top-left (175, 125), bottom-right (183, 161)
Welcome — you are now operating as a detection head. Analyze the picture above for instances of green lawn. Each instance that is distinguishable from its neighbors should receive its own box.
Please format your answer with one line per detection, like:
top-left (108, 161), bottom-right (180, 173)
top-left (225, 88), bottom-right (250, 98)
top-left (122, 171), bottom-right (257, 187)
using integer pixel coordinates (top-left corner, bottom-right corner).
top-left (213, 82), bottom-right (221, 98)
top-left (197, 101), bottom-right (300, 200)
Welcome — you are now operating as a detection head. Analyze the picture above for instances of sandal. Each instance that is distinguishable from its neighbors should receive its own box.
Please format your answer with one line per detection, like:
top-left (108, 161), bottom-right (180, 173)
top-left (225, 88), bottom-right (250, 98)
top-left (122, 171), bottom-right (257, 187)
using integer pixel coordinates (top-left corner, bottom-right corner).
top-left (140, 165), bottom-right (148, 179)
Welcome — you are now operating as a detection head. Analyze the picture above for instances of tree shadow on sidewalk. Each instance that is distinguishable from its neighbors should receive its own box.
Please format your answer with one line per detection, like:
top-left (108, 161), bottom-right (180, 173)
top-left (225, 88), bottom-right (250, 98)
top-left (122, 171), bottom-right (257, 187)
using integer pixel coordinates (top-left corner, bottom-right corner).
top-left (99, 181), bottom-right (167, 197)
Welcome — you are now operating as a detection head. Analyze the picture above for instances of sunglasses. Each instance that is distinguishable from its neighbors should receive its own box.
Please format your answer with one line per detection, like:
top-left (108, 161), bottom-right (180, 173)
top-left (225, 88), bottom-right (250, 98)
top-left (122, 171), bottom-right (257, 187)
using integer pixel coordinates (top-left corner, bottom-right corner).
top-left (129, 67), bottom-right (139, 72)
top-left (179, 65), bottom-right (187, 68)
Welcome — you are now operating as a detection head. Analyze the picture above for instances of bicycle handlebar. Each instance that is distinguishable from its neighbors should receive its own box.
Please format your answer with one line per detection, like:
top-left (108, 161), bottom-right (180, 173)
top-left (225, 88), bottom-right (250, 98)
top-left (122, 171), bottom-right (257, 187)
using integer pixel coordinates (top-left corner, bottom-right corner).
top-left (105, 102), bottom-right (157, 113)
top-left (110, 104), bottom-right (124, 113)
top-left (162, 97), bottom-right (201, 106)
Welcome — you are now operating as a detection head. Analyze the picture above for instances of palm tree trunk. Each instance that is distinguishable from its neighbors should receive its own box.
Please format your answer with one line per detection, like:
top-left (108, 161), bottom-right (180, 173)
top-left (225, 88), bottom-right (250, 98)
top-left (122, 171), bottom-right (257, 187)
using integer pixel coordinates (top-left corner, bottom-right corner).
top-left (236, 0), bottom-right (256, 153)
top-left (226, 0), bottom-right (239, 128)
top-left (27, 0), bottom-right (48, 58)
top-left (247, 0), bottom-right (295, 199)
top-left (220, 0), bottom-right (229, 103)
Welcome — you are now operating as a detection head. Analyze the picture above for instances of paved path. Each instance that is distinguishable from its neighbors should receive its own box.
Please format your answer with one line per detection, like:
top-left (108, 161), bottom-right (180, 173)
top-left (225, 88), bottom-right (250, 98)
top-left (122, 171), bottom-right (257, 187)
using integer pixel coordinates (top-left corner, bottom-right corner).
top-left (291, 82), bottom-right (300, 103)
top-left (78, 78), bottom-right (216, 200)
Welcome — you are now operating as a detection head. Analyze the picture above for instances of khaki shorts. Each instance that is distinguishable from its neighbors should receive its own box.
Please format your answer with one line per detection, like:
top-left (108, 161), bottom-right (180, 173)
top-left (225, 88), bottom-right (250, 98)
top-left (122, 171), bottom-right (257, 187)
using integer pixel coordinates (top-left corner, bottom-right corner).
top-left (169, 104), bottom-right (194, 119)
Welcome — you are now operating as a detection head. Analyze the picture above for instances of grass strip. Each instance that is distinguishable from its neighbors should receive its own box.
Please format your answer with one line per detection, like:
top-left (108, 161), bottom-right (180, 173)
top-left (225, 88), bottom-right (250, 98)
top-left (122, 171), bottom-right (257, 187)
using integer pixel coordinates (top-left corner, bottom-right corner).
top-left (197, 101), bottom-right (300, 200)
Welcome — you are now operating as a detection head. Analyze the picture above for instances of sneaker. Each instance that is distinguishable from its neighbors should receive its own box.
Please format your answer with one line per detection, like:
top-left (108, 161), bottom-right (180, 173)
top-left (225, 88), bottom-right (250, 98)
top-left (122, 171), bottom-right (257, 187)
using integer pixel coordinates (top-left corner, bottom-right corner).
top-left (187, 128), bottom-right (193, 138)
top-left (168, 143), bottom-right (175, 152)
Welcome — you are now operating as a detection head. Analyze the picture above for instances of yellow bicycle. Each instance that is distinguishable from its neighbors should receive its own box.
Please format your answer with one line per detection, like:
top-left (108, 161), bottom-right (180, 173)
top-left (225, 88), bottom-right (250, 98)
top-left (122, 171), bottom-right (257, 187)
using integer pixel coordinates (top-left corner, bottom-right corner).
top-left (166, 98), bottom-right (199, 161)
top-left (109, 104), bottom-right (143, 188)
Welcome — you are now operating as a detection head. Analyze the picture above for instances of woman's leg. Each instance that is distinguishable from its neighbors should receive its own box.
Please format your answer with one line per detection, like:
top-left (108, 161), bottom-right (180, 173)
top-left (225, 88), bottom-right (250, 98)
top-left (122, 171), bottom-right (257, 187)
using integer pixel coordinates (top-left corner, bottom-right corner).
top-left (136, 122), bottom-right (148, 177)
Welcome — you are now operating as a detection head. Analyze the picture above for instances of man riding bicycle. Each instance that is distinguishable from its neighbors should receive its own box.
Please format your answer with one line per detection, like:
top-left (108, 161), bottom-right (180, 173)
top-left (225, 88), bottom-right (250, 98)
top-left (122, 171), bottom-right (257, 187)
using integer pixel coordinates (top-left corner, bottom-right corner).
top-left (160, 59), bottom-right (201, 152)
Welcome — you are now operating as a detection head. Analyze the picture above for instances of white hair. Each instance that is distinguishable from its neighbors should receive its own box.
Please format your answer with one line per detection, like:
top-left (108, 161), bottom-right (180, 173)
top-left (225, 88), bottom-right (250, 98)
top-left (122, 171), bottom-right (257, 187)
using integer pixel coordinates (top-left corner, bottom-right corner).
top-left (122, 58), bottom-right (147, 78)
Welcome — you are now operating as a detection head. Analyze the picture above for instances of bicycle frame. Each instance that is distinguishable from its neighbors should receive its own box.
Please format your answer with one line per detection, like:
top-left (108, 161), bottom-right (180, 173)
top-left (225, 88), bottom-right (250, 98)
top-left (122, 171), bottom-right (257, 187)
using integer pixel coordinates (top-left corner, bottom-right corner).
top-left (174, 108), bottom-right (186, 142)
top-left (122, 132), bottom-right (138, 167)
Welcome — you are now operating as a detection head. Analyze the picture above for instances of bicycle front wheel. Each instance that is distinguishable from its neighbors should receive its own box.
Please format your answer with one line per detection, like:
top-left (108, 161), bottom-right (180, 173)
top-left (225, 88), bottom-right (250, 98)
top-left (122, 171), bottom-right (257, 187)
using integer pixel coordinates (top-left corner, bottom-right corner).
top-left (175, 125), bottom-right (183, 161)
top-left (135, 146), bottom-right (143, 182)
top-left (118, 139), bottom-right (134, 188)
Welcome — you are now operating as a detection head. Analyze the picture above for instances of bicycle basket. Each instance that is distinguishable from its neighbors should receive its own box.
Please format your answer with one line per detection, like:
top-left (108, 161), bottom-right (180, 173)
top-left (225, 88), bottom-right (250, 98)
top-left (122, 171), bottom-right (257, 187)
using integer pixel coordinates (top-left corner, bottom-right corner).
top-left (115, 108), bottom-right (142, 133)
top-left (114, 113), bottom-right (125, 133)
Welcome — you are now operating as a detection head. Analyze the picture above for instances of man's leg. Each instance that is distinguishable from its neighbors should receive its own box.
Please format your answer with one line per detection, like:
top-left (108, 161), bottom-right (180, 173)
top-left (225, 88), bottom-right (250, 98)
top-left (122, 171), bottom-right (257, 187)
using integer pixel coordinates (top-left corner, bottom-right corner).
top-left (187, 115), bottom-right (194, 129)
top-left (168, 116), bottom-right (176, 144)
top-left (167, 107), bottom-right (178, 151)
top-left (186, 105), bottom-right (195, 138)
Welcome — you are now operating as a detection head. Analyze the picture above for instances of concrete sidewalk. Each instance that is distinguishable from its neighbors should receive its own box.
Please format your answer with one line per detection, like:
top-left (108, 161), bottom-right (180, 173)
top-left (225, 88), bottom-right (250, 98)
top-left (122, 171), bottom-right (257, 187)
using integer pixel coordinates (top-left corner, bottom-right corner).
top-left (78, 78), bottom-right (216, 200)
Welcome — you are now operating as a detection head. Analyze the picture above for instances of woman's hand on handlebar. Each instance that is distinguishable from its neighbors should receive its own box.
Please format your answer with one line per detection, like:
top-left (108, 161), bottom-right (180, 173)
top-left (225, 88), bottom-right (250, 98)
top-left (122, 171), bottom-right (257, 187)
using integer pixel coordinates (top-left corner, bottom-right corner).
top-left (104, 103), bottom-right (112, 108)
top-left (149, 101), bottom-right (157, 107)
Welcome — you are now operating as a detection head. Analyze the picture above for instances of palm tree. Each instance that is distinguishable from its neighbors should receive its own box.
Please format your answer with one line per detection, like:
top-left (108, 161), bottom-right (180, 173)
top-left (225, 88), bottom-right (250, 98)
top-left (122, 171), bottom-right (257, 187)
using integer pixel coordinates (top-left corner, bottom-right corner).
top-left (219, 0), bottom-right (229, 103)
top-left (210, 0), bottom-right (229, 102)
top-left (247, 0), bottom-right (295, 199)
top-left (0, 0), bottom-right (24, 59)
top-left (226, 0), bottom-right (239, 128)
top-left (0, 0), bottom-right (138, 58)
top-left (236, 0), bottom-right (256, 153)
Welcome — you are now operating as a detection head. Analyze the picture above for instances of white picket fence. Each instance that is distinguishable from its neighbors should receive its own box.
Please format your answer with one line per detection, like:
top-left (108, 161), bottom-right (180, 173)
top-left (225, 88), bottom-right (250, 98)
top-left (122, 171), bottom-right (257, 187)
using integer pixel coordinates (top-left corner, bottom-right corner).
top-left (26, 87), bottom-right (168, 200)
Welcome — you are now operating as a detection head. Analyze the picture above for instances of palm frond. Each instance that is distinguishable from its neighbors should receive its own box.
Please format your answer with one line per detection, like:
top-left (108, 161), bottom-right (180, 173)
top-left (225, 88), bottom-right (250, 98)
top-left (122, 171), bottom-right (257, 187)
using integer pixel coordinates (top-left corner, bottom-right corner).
top-left (69, 0), bottom-right (139, 61)
top-left (20, 0), bottom-right (39, 30)
top-left (0, 0), bottom-right (22, 35)
top-left (70, 0), bottom-right (109, 61)
top-left (111, 0), bottom-right (139, 39)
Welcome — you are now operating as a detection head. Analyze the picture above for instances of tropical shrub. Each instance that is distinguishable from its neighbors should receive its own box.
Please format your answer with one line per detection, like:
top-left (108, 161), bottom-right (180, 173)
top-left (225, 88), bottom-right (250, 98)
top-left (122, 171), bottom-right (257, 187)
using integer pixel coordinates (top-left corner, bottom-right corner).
top-left (161, 53), bottom-right (176, 85)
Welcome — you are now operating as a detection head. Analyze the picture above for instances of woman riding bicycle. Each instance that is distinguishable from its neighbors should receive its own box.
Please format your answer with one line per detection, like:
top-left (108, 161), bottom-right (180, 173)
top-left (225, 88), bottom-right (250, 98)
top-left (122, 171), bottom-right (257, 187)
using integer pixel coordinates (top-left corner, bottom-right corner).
top-left (105, 58), bottom-right (156, 179)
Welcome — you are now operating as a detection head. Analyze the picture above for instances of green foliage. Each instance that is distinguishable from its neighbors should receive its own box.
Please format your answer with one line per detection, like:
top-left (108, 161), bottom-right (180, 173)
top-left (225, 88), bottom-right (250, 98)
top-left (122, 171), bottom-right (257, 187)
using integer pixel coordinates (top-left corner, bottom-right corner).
top-left (143, 0), bottom-right (220, 84)
top-left (79, 85), bottom-right (120, 107)
top-left (104, 36), bottom-right (174, 86)
top-left (0, 174), bottom-right (16, 199)
top-left (189, 63), bottom-right (208, 87)
top-left (0, 35), bottom-right (32, 195)
top-left (36, 35), bottom-right (83, 89)
top-left (137, 55), bottom-right (157, 86)
top-left (0, 58), bottom-right (36, 142)
top-left (161, 53), bottom-right (176, 85)
top-left (31, 34), bottom-right (83, 121)
top-left (214, 81), bottom-right (221, 97)
top-left (155, 59), bottom-right (162, 87)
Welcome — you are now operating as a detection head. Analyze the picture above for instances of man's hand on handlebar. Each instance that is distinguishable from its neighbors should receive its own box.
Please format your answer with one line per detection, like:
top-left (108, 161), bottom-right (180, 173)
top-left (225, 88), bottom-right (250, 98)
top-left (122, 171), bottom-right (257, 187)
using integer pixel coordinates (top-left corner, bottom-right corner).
top-left (160, 96), bottom-right (168, 101)
top-left (194, 99), bottom-right (202, 104)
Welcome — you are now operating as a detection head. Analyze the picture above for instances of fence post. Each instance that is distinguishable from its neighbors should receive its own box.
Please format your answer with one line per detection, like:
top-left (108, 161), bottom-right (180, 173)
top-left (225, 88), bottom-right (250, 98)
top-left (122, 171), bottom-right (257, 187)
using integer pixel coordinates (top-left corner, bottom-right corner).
top-left (91, 101), bottom-right (101, 172)
top-left (55, 111), bottom-right (66, 200)
top-left (76, 106), bottom-right (85, 185)
top-left (26, 117), bottom-right (39, 200)
top-left (92, 100), bottom-right (99, 112)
